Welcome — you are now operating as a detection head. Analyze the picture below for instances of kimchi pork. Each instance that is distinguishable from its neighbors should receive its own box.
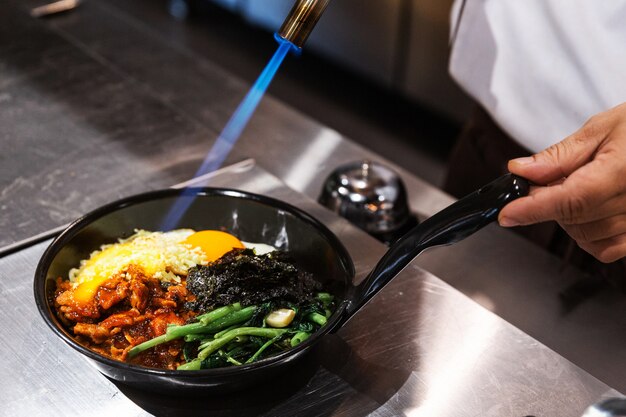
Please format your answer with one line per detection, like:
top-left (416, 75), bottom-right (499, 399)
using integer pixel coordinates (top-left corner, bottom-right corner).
top-left (55, 265), bottom-right (195, 369)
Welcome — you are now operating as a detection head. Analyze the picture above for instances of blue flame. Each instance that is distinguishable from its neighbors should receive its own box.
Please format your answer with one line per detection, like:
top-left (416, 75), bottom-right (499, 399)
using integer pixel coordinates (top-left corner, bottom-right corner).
top-left (161, 35), bottom-right (300, 231)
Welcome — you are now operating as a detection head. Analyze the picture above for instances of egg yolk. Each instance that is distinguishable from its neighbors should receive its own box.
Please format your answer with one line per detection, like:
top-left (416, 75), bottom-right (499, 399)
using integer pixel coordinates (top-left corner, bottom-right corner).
top-left (184, 230), bottom-right (244, 262)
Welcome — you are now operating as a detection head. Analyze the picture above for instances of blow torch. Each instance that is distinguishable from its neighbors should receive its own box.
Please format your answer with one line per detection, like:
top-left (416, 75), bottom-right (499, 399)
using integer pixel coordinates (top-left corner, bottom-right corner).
top-left (277, 0), bottom-right (332, 48)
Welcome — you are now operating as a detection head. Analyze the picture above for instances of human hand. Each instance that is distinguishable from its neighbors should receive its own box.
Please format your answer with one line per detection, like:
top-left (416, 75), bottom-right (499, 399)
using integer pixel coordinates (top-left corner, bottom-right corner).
top-left (499, 102), bottom-right (626, 263)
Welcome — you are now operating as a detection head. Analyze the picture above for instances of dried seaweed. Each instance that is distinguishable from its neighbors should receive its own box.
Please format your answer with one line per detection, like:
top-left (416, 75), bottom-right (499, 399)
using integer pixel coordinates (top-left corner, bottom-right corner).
top-left (185, 248), bottom-right (321, 313)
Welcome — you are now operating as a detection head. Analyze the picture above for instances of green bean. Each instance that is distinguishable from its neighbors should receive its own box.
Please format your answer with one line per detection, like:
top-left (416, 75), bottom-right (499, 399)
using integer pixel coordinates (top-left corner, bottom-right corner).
top-left (290, 331), bottom-right (311, 347)
top-left (198, 327), bottom-right (287, 360)
top-left (177, 358), bottom-right (202, 371)
top-left (307, 312), bottom-right (327, 326)
top-left (128, 304), bottom-right (255, 359)
top-left (197, 303), bottom-right (241, 325)
top-left (316, 292), bottom-right (334, 306)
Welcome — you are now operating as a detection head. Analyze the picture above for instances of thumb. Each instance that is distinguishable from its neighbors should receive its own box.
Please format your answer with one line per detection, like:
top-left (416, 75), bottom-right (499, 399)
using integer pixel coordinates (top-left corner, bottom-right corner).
top-left (508, 124), bottom-right (605, 185)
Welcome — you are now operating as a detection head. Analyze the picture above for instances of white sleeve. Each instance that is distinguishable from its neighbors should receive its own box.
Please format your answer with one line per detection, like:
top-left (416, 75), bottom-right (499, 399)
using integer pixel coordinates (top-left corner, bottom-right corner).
top-left (449, 0), bottom-right (626, 153)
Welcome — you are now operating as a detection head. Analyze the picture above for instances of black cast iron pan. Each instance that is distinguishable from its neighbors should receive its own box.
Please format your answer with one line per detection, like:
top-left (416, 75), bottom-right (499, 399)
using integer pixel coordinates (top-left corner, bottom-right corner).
top-left (34, 174), bottom-right (528, 393)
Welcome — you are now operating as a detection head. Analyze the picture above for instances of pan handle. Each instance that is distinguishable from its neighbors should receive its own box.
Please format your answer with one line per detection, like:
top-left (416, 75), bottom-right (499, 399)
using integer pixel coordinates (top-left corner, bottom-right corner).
top-left (341, 173), bottom-right (530, 322)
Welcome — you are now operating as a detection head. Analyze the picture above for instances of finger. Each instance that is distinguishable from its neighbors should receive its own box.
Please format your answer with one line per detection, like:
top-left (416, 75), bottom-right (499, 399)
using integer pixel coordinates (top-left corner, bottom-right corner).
top-left (547, 177), bottom-right (566, 187)
top-left (508, 117), bottom-right (609, 185)
top-left (498, 187), bottom-right (554, 226)
top-left (576, 233), bottom-right (626, 263)
top-left (500, 184), bottom-right (626, 226)
top-left (500, 158), bottom-right (626, 225)
top-left (499, 181), bottom-right (583, 225)
top-left (560, 214), bottom-right (626, 243)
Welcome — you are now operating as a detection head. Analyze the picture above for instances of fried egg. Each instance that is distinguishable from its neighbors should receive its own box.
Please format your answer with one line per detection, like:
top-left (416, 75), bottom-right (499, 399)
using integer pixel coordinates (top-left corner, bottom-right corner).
top-left (183, 230), bottom-right (245, 262)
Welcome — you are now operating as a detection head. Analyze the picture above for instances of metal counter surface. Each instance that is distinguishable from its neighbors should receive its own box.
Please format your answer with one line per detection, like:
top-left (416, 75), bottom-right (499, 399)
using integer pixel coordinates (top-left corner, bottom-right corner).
top-left (0, 164), bottom-right (620, 417)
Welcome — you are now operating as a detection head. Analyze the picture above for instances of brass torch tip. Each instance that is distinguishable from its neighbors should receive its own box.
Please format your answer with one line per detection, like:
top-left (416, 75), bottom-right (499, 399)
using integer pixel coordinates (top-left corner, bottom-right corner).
top-left (278, 0), bottom-right (331, 48)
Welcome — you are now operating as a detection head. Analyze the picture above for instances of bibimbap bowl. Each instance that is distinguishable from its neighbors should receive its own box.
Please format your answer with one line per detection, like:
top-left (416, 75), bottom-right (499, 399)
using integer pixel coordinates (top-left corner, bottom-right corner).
top-left (35, 175), bottom-right (528, 393)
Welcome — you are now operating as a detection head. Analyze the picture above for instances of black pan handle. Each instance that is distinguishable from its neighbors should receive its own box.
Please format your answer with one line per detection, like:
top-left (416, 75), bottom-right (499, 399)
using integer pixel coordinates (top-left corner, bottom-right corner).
top-left (341, 173), bottom-right (529, 322)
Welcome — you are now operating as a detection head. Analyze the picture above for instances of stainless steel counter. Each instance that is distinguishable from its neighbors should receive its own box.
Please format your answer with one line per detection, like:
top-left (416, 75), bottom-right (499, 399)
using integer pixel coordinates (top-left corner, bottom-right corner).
top-left (1, 0), bottom-right (626, 415)
top-left (0, 164), bottom-right (620, 416)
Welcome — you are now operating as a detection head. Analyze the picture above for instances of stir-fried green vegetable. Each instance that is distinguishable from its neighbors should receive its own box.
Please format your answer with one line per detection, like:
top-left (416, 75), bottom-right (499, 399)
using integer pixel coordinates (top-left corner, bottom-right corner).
top-left (128, 292), bottom-right (334, 370)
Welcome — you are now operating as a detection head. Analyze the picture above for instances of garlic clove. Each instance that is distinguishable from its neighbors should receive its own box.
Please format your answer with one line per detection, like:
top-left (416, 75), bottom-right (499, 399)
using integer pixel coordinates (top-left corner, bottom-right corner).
top-left (266, 308), bottom-right (296, 328)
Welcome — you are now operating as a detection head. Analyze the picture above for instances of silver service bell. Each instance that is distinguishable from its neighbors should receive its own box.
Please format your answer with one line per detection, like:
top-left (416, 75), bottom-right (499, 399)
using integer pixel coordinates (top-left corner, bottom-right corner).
top-left (318, 160), bottom-right (417, 244)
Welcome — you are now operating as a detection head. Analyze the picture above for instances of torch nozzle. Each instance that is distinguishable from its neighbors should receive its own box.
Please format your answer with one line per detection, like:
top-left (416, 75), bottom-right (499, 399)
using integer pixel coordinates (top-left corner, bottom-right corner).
top-left (277, 0), bottom-right (331, 48)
